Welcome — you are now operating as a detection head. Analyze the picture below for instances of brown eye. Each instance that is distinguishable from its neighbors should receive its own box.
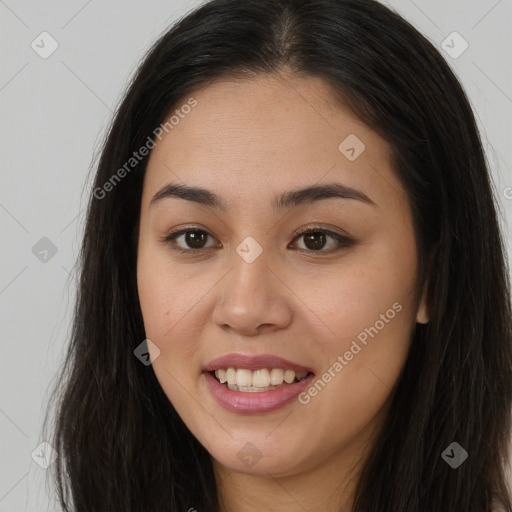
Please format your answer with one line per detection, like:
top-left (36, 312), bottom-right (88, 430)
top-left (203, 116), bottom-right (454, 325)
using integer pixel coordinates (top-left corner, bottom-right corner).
top-left (291, 228), bottom-right (353, 253)
top-left (163, 224), bottom-right (353, 256)
top-left (302, 231), bottom-right (327, 251)
top-left (180, 230), bottom-right (209, 249)
top-left (164, 228), bottom-right (218, 252)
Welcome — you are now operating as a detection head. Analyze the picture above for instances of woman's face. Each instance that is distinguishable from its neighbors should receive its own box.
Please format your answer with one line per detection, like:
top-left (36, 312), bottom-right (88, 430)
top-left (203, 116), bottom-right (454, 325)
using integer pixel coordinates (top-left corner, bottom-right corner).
top-left (137, 73), bottom-right (428, 478)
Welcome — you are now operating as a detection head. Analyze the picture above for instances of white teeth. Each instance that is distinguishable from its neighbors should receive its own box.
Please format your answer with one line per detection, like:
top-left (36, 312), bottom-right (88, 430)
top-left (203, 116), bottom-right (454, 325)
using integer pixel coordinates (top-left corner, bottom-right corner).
top-left (216, 368), bottom-right (227, 384)
top-left (252, 369), bottom-right (270, 387)
top-left (269, 368), bottom-right (284, 385)
top-left (236, 369), bottom-right (253, 387)
top-left (226, 368), bottom-right (237, 386)
top-left (283, 370), bottom-right (295, 384)
top-left (213, 367), bottom-right (310, 389)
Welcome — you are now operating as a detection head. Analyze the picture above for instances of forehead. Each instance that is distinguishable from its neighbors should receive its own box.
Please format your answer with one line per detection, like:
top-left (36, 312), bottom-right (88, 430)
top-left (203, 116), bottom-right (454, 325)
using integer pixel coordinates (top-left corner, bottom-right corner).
top-left (142, 73), bottom-right (405, 209)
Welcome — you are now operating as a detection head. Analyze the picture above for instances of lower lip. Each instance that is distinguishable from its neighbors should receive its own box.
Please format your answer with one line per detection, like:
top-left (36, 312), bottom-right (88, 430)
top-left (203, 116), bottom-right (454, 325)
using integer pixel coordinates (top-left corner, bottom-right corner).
top-left (203, 371), bottom-right (315, 414)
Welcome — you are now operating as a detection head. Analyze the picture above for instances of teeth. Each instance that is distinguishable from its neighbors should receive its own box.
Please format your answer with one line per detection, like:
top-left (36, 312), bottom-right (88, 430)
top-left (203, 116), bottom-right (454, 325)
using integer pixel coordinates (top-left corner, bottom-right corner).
top-left (284, 370), bottom-right (295, 384)
top-left (214, 367), bottom-right (310, 389)
top-left (252, 369), bottom-right (270, 387)
top-left (236, 369), bottom-right (253, 387)
top-left (216, 369), bottom-right (227, 384)
top-left (270, 368), bottom-right (284, 385)
top-left (226, 368), bottom-right (236, 386)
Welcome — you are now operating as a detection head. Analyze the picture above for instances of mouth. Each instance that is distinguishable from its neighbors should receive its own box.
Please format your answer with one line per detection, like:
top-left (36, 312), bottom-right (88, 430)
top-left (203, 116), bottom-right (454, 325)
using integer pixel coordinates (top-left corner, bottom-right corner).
top-left (203, 353), bottom-right (315, 393)
top-left (203, 366), bottom-right (316, 414)
top-left (202, 353), bottom-right (316, 413)
top-left (208, 368), bottom-right (314, 392)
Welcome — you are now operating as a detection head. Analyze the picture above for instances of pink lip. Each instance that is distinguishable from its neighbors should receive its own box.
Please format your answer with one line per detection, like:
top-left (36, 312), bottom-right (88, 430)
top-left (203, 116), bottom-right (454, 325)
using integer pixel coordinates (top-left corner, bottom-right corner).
top-left (203, 371), bottom-right (315, 414)
top-left (203, 353), bottom-right (314, 373)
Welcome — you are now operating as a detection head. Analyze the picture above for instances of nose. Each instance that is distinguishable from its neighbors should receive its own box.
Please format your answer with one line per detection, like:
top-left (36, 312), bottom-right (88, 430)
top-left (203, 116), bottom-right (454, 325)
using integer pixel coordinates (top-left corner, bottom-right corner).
top-left (211, 247), bottom-right (293, 337)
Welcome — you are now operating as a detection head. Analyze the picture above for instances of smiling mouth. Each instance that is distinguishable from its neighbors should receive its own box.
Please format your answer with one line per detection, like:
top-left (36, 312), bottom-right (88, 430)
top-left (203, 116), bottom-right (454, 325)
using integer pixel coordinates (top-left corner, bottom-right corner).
top-left (209, 368), bottom-right (314, 392)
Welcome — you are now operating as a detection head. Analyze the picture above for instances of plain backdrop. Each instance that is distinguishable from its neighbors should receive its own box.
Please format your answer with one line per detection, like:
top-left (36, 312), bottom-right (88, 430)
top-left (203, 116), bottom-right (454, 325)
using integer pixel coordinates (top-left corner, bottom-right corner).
top-left (1, 0), bottom-right (511, 510)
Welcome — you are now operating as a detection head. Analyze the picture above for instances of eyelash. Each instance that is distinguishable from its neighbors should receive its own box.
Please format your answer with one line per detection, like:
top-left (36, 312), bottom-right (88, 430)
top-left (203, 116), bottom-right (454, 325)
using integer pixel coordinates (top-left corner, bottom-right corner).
top-left (161, 224), bottom-right (354, 256)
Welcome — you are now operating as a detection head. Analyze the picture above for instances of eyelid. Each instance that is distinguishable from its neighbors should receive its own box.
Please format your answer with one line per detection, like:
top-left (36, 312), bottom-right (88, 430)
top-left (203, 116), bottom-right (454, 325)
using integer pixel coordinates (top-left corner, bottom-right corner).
top-left (289, 223), bottom-right (350, 241)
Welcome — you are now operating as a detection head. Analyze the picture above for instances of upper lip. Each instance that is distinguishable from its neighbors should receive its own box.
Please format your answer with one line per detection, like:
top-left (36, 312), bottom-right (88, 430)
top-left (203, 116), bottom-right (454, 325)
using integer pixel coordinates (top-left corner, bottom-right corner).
top-left (203, 353), bottom-right (315, 373)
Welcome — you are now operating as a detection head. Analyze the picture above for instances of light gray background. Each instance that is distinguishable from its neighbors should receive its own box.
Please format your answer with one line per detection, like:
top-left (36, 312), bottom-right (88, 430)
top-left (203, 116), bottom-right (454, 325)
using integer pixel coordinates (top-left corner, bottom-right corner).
top-left (1, 0), bottom-right (511, 510)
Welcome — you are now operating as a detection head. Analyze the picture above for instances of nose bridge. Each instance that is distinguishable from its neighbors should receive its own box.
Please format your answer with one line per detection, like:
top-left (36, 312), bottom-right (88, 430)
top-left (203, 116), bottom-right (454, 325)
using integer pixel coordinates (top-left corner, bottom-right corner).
top-left (226, 239), bottom-right (274, 305)
top-left (212, 239), bottom-right (293, 334)
top-left (233, 239), bottom-right (270, 290)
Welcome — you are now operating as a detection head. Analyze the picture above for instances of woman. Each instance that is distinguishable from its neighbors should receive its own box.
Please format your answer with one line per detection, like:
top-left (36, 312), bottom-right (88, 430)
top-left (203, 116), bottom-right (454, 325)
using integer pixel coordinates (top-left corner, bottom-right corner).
top-left (43, 0), bottom-right (512, 510)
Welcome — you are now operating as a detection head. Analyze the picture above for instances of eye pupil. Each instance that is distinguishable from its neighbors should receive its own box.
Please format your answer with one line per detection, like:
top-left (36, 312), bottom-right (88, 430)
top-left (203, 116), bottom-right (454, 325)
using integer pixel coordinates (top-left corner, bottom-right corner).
top-left (304, 231), bottom-right (326, 251)
top-left (186, 230), bottom-right (208, 248)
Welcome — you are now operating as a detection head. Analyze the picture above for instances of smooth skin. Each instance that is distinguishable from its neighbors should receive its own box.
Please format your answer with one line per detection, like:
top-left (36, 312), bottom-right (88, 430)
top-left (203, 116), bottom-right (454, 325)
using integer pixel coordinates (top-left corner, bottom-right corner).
top-left (137, 71), bottom-right (429, 512)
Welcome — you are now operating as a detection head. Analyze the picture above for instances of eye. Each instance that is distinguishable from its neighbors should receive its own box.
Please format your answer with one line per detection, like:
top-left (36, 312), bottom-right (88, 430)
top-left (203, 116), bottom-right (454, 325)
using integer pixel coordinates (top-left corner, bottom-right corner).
top-left (162, 224), bottom-right (354, 255)
top-left (289, 225), bottom-right (354, 254)
top-left (162, 227), bottom-right (218, 253)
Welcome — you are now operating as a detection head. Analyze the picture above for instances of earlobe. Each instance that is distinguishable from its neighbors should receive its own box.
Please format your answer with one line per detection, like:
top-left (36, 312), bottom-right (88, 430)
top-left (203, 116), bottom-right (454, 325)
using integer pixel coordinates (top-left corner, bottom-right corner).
top-left (416, 284), bottom-right (430, 324)
top-left (416, 305), bottom-right (429, 324)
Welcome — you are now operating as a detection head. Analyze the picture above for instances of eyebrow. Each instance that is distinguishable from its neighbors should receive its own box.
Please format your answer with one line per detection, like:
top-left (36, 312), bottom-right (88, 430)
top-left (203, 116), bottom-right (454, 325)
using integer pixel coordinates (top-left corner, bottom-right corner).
top-left (150, 181), bottom-right (377, 211)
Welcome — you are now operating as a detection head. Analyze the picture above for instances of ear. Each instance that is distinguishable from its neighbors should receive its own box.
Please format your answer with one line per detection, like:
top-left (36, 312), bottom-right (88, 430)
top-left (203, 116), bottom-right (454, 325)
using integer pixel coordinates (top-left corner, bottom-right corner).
top-left (415, 282), bottom-right (430, 324)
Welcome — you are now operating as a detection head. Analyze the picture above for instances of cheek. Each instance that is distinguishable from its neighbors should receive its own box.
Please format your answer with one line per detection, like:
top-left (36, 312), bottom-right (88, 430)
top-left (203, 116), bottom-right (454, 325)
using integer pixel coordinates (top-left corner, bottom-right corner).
top-left (291, 273), bottom-right (415, 449)
top-left (137, 259), bottom-right (208, 426)
top-left (136, 247), bottom-right (206, 364)
top-left (300, 244), bottom-right (416, 342)
top-left (294, 238), bottom-right (418, 396)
